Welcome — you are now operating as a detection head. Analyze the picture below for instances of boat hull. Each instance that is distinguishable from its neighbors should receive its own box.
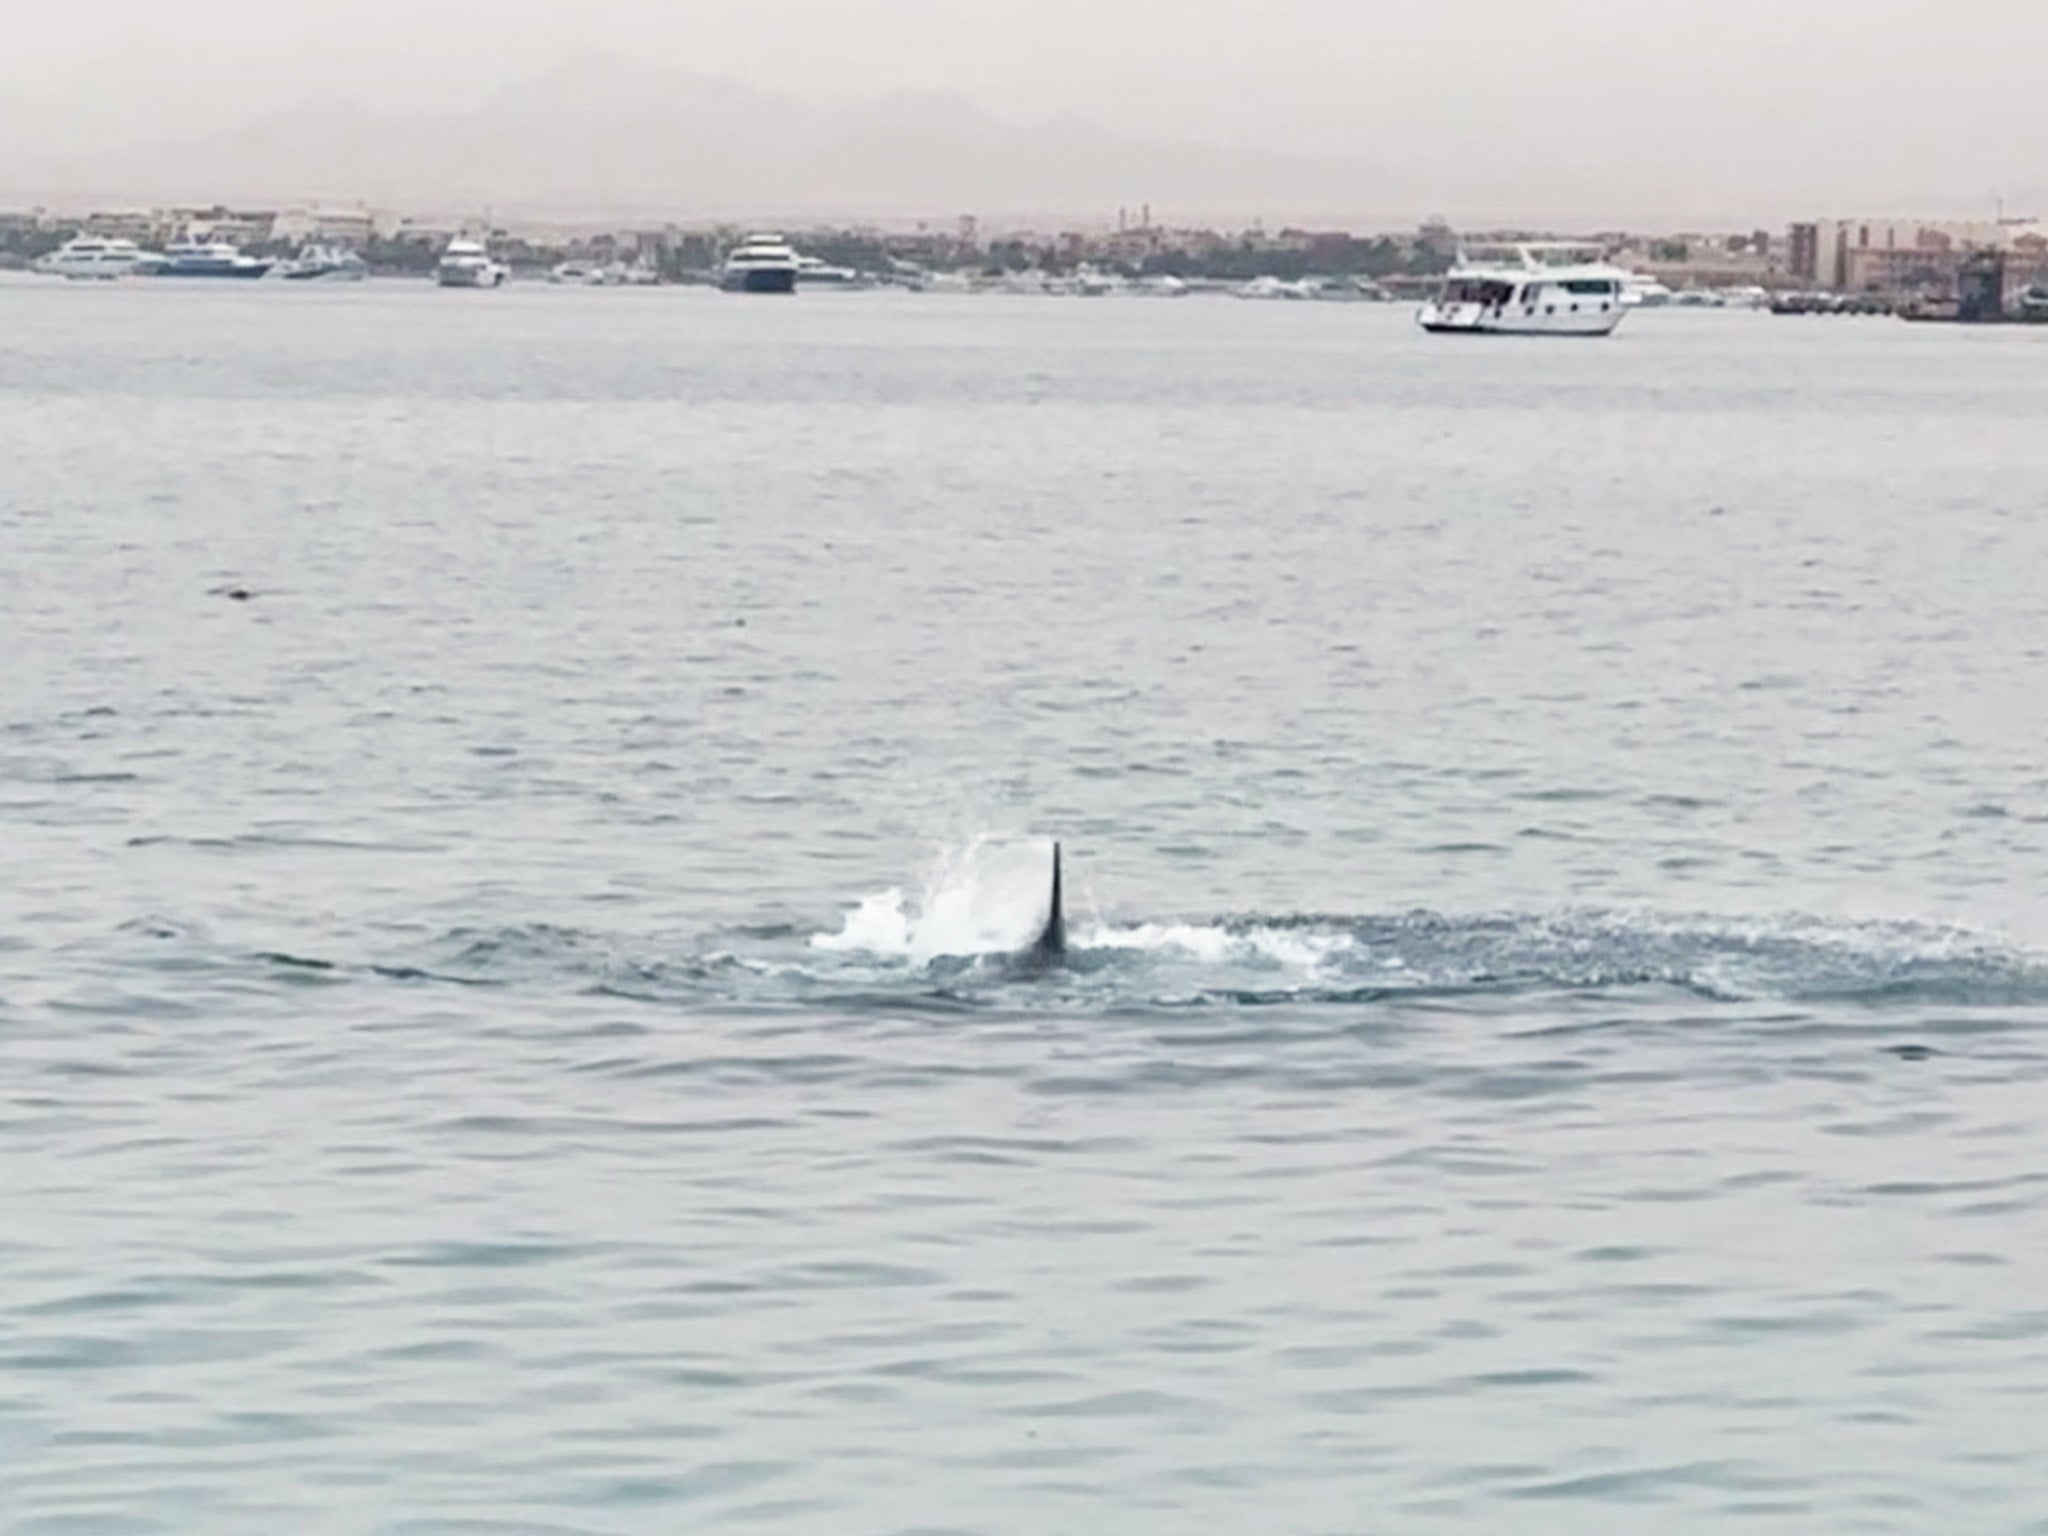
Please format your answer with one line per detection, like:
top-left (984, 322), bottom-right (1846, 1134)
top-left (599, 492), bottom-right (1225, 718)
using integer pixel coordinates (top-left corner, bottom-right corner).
top-left (42, 264), bottom-right (142, 281)
top-left (720, 268), bottom-right (797, 294)
top-left (154, 262), bottom-right (273, 279)
top-left (34, 239), bottom-right (157, 280)
top-left (437, 267), bottom-right (505, 288)
top-left (1418, 300), bottom-right (1624, 337)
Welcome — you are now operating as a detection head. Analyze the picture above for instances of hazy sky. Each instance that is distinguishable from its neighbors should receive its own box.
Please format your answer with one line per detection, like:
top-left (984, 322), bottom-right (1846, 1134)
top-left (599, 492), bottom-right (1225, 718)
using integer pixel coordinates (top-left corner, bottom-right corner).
top-left (7, 0), bottom-right (2046, 223)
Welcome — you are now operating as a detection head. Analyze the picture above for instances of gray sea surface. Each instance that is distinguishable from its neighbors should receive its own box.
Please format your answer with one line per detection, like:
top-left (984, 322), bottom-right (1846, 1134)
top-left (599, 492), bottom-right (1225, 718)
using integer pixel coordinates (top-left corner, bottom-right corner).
top-left (5, 275), bottom-right (2048, 1533)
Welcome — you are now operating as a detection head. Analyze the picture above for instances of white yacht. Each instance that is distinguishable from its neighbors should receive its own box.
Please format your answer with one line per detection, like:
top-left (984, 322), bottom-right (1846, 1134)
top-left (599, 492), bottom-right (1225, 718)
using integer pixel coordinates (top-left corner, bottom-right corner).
top-left (436, 238), bottom-right (507, 288)
top-left (35, 235), bottom-right (160, 280)
top-left (1308, 276), bottom-right (1388, 302)
top-left (1619, 272), bottom-right (1675, 307)
top-left (1418, 243), bottom-right (1630, 336)
top-left (276, 244), bottom-right (368, 281)
top-left (793, 254), bottom-right (862, 287)
top-left (718, 233), bottom-right (800, 293)
top-left (549, 258), bottom-right (660, 285)
top-left (154, 236), bottom-right (273, 278)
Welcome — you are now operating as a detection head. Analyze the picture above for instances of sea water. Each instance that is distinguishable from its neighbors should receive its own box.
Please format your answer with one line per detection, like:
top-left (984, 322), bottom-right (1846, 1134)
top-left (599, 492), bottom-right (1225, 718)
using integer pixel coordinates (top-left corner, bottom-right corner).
top-left (5, 276), bottom-right (2048, 1532)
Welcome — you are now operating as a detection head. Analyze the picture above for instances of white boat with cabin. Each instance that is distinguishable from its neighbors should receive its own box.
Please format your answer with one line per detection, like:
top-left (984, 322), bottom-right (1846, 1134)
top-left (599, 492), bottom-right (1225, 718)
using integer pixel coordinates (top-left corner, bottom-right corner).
top-left (276, 244), bottom-right (368, 281)
top-left (719, 233), bottom-right (800, 293)
top-left (1418, 242), bottom-right (1630, 336)
top-left (549, 259), bottom-right (613, 285)
top-left (1306, 275), bottom-right (1387, 302)
top-left (1236, 275), bottom-right (1294, 300)
top-left (794, 254), bottom-right (862, 287)
top-left (1620, 272), bottom-right (1675, 307)
top-left (436, 238), bottom-right (507, 288)
top-left (153, 237), bottom-right (276, 280)
top-left (35, 235), bottom-right (160, 280)
top-left (153, 236), bottom-right (272, 279)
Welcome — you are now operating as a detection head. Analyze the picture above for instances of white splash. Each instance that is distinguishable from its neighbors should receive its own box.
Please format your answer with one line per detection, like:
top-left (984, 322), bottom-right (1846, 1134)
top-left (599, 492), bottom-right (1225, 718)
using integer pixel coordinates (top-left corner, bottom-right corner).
top-left (813, 838), bottom-right (1362, 977)
top-left (1083, 920), bottom-right (1357, 972)
top-left (812, 837), bottom-right (1061, 964)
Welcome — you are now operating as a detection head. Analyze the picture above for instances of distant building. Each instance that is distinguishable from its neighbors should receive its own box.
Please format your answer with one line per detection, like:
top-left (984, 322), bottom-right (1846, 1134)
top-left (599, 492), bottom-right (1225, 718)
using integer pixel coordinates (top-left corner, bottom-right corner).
top-left (1417, 218), bottom-right (1458, 259)
top-left (1789, 222), bottom-right (1820, 281)
top-left (1606, 230), bottom-right (1780, 290)
top-left (1099, 226), bottom-right (1164, 262)
top-left (163, 206), bottom-right (278, 246)
top-left (389, 217), bottom-right (461, 247)
top-left (1789, 217), bottom-right (2048, 291)
top-left (82, 209), bottom-right (161, 242)
top-left (880, 229), bottom-right (967, 266)
top-left (1844, 244), bottom-right (1966, 293)
top-left (273, 206), bottom-right (378, 248)
top-left (1956, 251), bottom-right (2007, 321)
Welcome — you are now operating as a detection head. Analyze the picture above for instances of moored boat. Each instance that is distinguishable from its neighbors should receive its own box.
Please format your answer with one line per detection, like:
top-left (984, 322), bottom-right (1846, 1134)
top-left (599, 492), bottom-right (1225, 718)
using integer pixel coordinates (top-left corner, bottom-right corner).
top-left (34, 235), bottom-right (159, 280)
top-left (437, 238), bottom-right (508, 289)
top-left (153, 236), bottom-right (272, 279)
top-left (1620, 273), bottom-right (1675, 307)
top-left (1417, 242), bottom-right (1629, 336)
top-left (276, 244), bottom-right (368, 281)
top-left (718, 234), bottom-right (800, 294)
top-left (794, 254), bottom-right (863, 287)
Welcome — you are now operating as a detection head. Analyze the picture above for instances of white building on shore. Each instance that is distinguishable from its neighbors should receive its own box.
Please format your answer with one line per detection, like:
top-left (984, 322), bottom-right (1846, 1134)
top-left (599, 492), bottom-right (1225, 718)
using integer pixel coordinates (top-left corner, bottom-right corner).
top-left (1790, 217), bottom-right (2048, 290)
top-left (273, 206), bottom-right (380, 248)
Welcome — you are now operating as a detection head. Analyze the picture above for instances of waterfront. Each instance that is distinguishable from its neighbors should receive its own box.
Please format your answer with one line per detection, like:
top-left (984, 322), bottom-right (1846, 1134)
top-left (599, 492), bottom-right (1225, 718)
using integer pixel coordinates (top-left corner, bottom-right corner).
top-left (7, 278), bottom-right (2048, 1532)
top-left (13, 203), bottom-right (2048, 314)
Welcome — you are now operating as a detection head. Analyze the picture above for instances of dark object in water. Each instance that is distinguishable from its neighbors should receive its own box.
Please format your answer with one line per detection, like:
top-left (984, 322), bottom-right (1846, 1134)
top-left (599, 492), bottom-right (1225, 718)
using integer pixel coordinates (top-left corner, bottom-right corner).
top-left (1013, 841), bottom-right (1067, 971)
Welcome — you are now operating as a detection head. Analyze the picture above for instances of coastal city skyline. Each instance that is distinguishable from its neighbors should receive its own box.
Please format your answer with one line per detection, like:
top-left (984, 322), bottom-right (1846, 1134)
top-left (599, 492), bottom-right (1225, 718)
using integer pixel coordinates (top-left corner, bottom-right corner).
top-left (10, 197), bottom-right (2048, 318)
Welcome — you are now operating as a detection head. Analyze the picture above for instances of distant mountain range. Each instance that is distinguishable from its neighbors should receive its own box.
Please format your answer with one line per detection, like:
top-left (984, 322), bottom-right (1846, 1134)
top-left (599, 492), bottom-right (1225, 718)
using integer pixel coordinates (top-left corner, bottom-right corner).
top-left (13, 52), bottom-right (2046, 230)
top-left (11, 55), bottom-right (1419, 226)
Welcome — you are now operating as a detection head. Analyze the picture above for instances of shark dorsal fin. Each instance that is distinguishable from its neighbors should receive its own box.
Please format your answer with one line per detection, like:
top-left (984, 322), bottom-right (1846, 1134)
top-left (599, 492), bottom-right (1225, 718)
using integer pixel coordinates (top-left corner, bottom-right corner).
top-left (1021, 840), bottom-right (1066, 965)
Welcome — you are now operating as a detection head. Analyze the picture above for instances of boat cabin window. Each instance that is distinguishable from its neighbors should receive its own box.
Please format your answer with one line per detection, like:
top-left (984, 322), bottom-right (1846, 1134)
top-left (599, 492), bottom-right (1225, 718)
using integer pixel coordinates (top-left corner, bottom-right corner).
top-left (1561, 278), bottom-right (1618, 295)
top-left (1445, 279), bottom-right (1516, 306)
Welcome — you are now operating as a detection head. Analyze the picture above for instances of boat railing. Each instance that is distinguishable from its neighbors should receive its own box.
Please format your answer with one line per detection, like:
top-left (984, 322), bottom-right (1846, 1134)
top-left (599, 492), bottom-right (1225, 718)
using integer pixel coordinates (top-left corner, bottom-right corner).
top-left (1457, 242), bottom-right (1613, 271)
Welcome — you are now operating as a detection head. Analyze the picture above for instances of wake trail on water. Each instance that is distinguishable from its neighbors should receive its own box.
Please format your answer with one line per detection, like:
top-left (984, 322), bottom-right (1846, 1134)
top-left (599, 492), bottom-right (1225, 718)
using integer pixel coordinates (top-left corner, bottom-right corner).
top-left (801, 838), bottom-right (2048, 1008)
top-left (183, 837), bottom-right (2048, 1014)
top-left (230, 905), bottom-right (2048, 1013)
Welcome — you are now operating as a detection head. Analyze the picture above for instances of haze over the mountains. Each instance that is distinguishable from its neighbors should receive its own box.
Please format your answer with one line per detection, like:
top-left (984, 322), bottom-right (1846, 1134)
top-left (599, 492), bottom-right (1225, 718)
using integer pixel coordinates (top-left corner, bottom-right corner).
top-left (6, 0), bottom-right (2046, 227)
